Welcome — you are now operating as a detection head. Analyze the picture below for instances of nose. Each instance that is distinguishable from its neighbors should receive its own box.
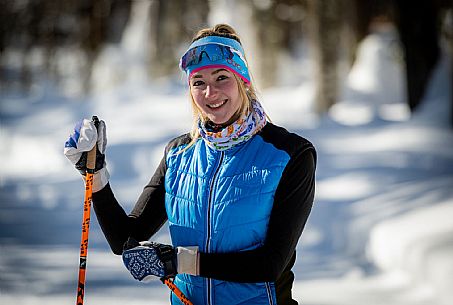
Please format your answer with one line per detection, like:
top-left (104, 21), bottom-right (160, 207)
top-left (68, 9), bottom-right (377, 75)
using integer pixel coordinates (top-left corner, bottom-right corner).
top-left (205, 83), bottom-right (218, 99)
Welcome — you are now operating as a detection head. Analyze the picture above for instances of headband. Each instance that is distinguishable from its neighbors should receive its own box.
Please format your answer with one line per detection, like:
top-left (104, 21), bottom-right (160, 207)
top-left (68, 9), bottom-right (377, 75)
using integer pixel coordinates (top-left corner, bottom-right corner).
top-left (179, 36), bottom-right (250, 83)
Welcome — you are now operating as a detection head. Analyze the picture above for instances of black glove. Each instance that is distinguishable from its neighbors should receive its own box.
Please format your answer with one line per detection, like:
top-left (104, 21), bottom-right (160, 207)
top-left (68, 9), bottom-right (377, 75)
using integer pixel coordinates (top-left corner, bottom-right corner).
top-left (122, 237), bottom-right (177, 281)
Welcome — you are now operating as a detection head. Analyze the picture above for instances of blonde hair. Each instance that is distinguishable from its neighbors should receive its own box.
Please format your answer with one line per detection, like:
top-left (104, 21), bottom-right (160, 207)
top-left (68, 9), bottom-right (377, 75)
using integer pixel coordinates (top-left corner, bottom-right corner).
top-left (182, 24), bottom-right (260, 152)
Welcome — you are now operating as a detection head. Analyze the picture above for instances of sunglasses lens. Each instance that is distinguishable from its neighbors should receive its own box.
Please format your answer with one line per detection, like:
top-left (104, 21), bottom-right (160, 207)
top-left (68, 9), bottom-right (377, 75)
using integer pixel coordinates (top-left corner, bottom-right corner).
top-left (181, 44), bottom-right (234, 70)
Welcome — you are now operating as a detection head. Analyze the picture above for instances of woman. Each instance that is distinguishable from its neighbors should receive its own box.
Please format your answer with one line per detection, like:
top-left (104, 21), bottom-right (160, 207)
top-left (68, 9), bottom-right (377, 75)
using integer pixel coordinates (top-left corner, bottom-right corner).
top-left (64, 24), bottom-right (316, 305)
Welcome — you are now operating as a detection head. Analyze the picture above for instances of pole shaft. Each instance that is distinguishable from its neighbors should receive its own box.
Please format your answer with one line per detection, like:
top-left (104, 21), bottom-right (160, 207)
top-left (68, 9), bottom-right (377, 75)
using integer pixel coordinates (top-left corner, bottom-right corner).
top-left (163, 278), bottom-right (193, 305)
top-left (76, 145), bottom-right (96, 305)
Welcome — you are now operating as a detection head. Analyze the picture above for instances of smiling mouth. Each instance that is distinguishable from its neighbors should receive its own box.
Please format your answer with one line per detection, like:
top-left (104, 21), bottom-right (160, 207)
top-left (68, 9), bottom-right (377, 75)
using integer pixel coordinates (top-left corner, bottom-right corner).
top-left (207, 99), bottom-right (228, 109)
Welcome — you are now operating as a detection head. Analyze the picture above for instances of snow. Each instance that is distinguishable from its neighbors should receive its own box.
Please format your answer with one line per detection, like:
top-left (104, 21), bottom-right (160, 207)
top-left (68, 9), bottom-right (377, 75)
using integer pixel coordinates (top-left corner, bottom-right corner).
top-left (1, 5), bottom-right (452, 305)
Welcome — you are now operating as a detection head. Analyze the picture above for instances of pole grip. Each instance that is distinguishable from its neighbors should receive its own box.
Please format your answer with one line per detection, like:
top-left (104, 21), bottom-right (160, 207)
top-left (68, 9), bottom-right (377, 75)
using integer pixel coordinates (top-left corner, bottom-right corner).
top-left (86, 116), bottom-right (99, 171)
top-left (86, 147), bottom-right (96, 171)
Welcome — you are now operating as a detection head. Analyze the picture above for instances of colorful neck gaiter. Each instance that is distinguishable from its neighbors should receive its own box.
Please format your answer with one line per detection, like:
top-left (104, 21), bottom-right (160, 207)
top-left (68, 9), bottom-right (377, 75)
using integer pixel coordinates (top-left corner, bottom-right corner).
top-left (198, 100), bottom-right (267, 151)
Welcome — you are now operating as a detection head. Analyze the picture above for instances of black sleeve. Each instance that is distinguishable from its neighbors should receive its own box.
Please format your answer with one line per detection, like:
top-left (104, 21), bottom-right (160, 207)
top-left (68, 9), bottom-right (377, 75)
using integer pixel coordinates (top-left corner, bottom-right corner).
top-left (92, 155), bottom-right (168, 255)
top-left (199, 147), bottom-right (316, 282)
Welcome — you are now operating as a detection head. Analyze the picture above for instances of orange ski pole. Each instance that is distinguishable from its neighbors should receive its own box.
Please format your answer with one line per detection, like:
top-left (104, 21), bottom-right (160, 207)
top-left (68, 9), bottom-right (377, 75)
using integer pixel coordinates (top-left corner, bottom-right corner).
top-left (162, 277), bottom-right (193, 305)
top-left (76, 116), bottom-right (99, 305)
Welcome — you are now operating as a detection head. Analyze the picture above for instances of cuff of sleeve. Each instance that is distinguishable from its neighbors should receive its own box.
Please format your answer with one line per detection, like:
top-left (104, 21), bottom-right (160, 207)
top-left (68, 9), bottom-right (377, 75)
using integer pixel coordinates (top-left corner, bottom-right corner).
top-left (82, 167), bottom-right (110, 193)
top-left (177, 246), bottom-right (199, 276)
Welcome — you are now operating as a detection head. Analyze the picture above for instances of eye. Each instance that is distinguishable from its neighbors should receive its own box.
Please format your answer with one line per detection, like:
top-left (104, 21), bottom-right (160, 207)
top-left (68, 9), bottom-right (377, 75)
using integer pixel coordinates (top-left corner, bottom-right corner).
top-left (217, 75), bottom-right (229, 81)
top-left (192, 80), bottom-right (205, 87)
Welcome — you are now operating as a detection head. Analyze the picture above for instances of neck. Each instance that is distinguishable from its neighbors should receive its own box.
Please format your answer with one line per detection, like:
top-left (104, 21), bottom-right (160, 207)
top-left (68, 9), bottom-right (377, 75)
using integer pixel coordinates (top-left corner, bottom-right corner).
top-left (205, 121), bottom-right (225, 132)
top-left (206, 112), bottom-right (242, 132)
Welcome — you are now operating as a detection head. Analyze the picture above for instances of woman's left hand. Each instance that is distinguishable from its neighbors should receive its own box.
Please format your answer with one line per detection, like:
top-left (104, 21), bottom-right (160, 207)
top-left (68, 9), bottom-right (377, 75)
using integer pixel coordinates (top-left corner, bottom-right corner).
top-left (122, 238), bottom-right (177, 282)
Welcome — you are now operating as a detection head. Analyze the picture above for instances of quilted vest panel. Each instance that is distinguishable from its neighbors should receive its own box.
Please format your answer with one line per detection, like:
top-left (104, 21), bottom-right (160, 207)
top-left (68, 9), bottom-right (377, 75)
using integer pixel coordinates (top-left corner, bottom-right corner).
top-left (165, 135), bottom-right (290, 305)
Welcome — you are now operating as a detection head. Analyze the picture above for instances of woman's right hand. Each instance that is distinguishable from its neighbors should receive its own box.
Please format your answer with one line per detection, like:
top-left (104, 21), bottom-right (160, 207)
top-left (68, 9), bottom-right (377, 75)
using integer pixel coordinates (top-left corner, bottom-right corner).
top-left (64, 118), bottom-right (110, 192)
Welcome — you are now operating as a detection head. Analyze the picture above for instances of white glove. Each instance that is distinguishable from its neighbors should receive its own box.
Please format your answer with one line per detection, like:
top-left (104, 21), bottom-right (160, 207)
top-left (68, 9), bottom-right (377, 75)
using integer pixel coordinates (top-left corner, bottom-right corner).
top-left (64, 118), bottom-right (109, 192)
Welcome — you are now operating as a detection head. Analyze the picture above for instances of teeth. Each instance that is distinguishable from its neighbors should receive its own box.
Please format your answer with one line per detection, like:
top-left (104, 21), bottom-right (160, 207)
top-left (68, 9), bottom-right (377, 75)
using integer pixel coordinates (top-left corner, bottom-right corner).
top-left (208, 100), bottom-right (227, 109)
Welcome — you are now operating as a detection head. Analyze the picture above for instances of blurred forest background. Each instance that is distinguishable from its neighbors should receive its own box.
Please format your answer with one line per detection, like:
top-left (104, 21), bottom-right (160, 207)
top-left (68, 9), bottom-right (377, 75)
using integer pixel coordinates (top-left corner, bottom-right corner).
top-left (1, 0), bottom-right (452, 122)
top-left (2, 1), bottom-right (453, 305)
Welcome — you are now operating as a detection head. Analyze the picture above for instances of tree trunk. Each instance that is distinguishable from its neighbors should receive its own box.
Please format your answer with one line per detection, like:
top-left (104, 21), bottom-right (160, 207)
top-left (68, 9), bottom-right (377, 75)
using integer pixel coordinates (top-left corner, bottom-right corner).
top-left (251, 2), bottom-right (281, 89)
top-left (451, 15), bottom-right (453, 128)
top-left (307, 0), bottom-right (342, 113)
top-left (394, 0), bottom-right (440, 112)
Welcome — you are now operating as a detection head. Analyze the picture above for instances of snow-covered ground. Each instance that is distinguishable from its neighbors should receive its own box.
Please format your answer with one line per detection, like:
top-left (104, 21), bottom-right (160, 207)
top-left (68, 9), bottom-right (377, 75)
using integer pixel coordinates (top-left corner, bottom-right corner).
top-left (1, 6), bottom-right (453, 305)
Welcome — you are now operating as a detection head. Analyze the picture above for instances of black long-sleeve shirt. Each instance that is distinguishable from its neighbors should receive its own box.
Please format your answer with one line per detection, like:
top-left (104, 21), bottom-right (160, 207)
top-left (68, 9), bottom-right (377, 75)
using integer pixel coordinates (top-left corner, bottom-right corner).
top-left (93, 123), bottom-right (316, 305)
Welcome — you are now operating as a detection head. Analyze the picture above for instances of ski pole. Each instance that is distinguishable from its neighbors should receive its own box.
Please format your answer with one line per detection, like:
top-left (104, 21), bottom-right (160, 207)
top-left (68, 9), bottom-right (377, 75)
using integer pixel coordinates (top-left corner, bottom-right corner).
top-left (76, 116), bottom-right (99, 305)
top-left (161, 277), bottom-right (193, 305)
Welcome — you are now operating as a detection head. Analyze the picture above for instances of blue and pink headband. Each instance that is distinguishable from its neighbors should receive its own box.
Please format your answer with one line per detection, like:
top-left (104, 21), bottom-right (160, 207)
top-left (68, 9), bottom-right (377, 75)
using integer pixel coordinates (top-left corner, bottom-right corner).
top-left (179, 36), bottom-right (251, 84)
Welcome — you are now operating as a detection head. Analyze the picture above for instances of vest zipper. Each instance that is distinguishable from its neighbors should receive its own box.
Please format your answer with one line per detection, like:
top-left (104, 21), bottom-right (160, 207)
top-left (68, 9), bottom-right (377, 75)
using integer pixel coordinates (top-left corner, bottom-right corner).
top-left (205, 151), bottom-right (224, 305)
top-left (265, 282), bottom-right (274, 305)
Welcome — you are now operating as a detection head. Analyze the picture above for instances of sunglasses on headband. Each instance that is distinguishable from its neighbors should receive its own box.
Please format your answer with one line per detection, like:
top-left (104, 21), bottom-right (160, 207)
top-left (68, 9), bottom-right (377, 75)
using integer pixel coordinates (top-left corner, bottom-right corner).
top-left (180, 43), bottom-right (250, 83)
top-left (180, 44), bottom-right (238, 71)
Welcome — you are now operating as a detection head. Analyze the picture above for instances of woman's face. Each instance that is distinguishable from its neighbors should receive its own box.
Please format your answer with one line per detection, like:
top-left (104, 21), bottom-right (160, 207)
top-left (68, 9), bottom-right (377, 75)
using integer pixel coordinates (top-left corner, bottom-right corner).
top-left (190, 67), bottom-right (242, 125)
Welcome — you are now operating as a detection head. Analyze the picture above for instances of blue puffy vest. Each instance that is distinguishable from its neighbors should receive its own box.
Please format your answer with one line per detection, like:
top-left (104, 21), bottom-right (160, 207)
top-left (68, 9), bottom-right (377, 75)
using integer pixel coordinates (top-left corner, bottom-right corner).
top-left (165, 133), bottom-right (290, 305)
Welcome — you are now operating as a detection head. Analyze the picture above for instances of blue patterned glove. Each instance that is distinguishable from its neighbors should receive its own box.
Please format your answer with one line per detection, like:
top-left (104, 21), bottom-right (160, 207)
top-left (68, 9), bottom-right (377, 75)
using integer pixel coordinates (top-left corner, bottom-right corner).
top-left (122, 238), bottom-right (177, 282)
